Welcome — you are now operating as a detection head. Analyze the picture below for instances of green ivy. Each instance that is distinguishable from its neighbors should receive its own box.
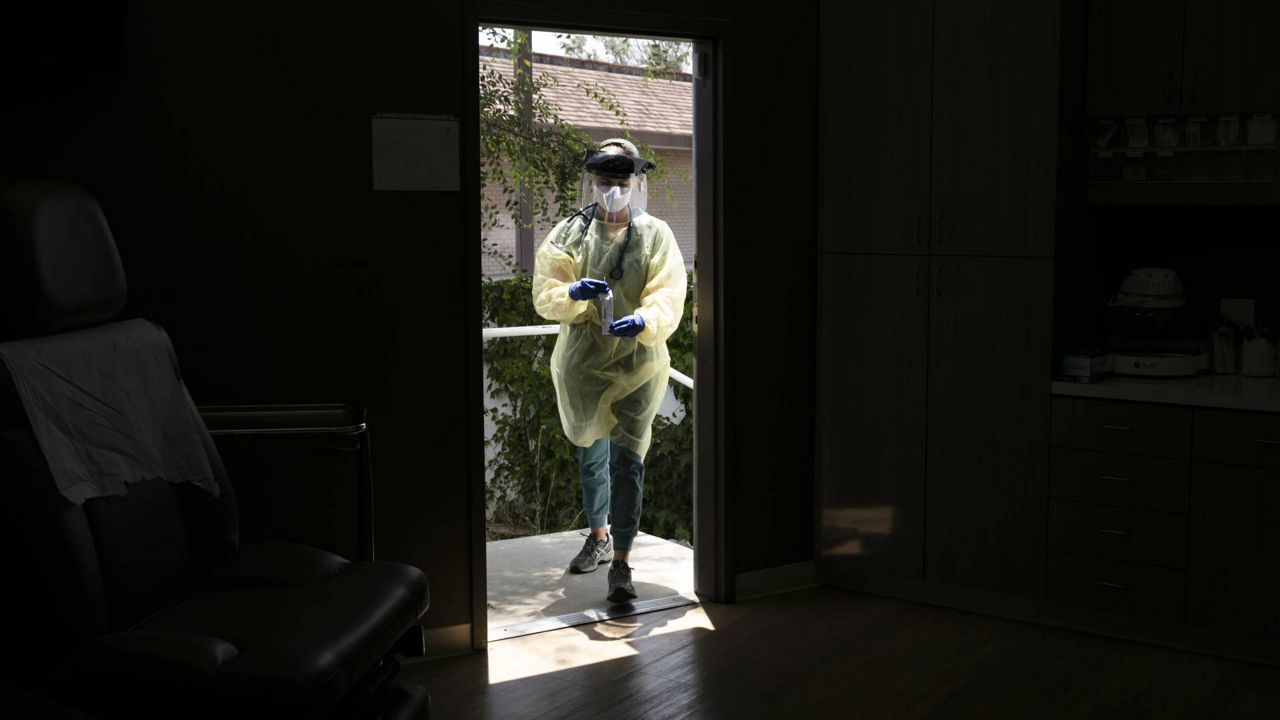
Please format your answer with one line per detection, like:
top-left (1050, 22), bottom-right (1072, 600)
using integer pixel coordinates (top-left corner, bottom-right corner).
top-left (483, 273), bottom-right (695, 544)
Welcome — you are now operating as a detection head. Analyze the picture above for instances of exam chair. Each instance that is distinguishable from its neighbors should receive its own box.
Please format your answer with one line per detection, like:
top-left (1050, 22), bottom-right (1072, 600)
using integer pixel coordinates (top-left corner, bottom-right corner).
top-left (0, 181), bottom-right (430, 719)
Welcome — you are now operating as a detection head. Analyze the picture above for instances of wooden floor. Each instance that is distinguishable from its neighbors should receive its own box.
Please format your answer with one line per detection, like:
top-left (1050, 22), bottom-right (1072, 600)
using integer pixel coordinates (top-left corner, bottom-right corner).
top-left (402, 586), bottom-right (1280, 719)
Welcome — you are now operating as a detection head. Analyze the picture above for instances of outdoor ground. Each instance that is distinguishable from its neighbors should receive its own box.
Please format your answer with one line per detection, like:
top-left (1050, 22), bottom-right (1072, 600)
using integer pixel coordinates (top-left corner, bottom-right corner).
top-left (486, 528), bottom-right (695, 639)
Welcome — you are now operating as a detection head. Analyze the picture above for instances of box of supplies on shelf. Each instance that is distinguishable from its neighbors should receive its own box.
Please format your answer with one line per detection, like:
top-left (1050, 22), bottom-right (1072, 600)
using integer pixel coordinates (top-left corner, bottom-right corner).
top-left (1055, 350), bottom-right (1113, 383)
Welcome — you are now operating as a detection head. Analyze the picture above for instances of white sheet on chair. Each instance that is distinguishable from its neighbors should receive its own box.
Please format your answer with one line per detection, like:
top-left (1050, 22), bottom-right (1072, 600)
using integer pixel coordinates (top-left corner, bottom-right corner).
top-left (0, 318), bottom-right (218, 505)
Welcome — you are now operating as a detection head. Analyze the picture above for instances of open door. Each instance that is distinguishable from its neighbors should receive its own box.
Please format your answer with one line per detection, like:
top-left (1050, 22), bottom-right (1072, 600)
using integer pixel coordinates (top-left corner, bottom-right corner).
top-left (467, 5), bottom-right (729, 652)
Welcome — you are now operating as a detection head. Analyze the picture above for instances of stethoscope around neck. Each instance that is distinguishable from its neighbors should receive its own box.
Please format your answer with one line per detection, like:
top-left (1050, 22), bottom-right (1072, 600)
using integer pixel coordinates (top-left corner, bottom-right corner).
top-left (565, 202), bottom-right (634, 281)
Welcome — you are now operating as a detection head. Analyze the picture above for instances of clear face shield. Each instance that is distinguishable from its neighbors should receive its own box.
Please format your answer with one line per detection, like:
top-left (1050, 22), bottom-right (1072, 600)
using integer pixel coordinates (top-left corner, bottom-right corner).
top-left (578, 145), bottom-right (655, 218)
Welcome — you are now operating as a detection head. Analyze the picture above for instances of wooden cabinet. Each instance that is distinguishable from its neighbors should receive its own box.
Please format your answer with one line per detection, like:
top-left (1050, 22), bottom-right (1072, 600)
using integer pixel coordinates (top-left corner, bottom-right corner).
top-left (1084, 0), bottom-right (1280, 206)
top-left (1192, 408), bottom-right (1280, 469)
top-left (1187, 462), bottom-right (1280, 639)
top-left (818, 255), bottom-right (1055, 597)
top-left (1085, 0), bottom-right (1186, 117)
top-left (931, 0), bottom-right (1060, 257)
top-left (1183, 0), bottom-right (1280, 114)
top-left (818, 0), bottom-right (1059, 257)
top-left (1047, 499), bottom-right (1187, 569)
top-left (1044, 399), bottom-right (1280, 635)
top-left (1049, 447), bottom-right (1189, 514)
top-left (1187, 409), bottom-right (1280, 639)
top-left (818, 0), bottom-right (932, 255)
top-left (817, 1), bottom-right (1059, 600)
top-left (1047, 550), bottom-right (1186, 623)
top-left (924, 257), bottom-right (1053, 596)
top-left (1050, 398), bottom-right (1192, 459)
top-left (1047, 397), bottom-right (1191, 621)
top-left (817, 255), bottom-right (928, 580)
top-left (1087, 0), bottom-right (1280, 117)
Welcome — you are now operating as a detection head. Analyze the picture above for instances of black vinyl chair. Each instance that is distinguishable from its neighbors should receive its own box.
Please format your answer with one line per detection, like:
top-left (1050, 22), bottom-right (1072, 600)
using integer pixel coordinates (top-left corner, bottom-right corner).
top-left (0, 181), bottom-right (430, 719)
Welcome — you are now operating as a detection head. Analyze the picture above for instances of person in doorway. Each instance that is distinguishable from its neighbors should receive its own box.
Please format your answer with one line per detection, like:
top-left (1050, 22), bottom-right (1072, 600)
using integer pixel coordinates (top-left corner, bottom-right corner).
top-left (531, 138), bottom-right (687, 604)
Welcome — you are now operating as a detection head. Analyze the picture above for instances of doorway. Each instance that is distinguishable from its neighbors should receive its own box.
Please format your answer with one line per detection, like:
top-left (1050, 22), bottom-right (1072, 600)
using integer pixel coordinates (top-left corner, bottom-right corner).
top-left (465, 11), bottom-right (723, 649)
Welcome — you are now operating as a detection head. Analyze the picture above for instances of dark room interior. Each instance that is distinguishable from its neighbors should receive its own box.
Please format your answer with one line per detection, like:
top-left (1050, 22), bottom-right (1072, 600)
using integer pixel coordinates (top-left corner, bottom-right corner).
top-left (3, 0), bottom-right (1280, 717)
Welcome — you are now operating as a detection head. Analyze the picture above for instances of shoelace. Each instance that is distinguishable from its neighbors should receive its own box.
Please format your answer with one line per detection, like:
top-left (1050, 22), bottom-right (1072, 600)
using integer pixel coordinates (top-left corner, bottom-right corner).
top-left (579, 533), bottom-right (608, 557)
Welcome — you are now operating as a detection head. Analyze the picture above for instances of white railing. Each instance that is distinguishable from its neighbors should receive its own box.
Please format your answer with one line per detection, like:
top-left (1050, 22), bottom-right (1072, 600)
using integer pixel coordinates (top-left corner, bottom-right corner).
top-left (666, 367), bottom-right (694, 390)
top-left (482, 324), bottom-right (560, 339)
top-left (482, 325), bottom-right (694, 390)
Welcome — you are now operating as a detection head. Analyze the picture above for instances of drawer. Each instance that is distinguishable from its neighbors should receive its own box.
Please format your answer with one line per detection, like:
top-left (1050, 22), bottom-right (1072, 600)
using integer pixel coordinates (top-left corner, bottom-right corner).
top-left (1050, 447), bottom-right (1189, 514)
top-left (1047, 550), bottom-right (1185, 623)
top-left (1193, 408), bottom-right (1280, 470)
top-left (1048, 499), bottom-right (1187, 569)
top-left (1052, 398), bottom-right (1191, 458)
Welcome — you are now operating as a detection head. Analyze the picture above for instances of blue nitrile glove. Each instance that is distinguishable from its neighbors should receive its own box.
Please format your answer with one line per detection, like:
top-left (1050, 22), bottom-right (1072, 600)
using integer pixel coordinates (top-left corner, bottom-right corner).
top-left (609, 314), bottom-right (645, 338)
top-left (568, 278), bottom-right (610, 301)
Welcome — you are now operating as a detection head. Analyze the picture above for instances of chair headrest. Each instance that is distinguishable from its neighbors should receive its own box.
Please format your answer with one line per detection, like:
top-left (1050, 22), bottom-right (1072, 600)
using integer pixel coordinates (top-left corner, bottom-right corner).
top-left (0, 181), bottom-right (127, 339)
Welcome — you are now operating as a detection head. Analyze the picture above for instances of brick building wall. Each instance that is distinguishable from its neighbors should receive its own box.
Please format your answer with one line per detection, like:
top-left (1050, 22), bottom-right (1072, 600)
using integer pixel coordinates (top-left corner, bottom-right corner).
top-left (644, 149), bottom-right (695, 266)
top-left (480, 179), bottom-right (520, 277)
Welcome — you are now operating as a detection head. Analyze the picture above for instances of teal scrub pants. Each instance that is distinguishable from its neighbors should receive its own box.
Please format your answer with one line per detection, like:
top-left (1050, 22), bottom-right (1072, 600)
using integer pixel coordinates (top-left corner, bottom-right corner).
top-left (578, 437), bottom-right (645, 551)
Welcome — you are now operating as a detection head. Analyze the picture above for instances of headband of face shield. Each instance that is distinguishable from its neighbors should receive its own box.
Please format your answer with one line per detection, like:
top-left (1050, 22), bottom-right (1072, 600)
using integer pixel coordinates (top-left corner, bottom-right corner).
top-left (579, 145), bottom-right (656, 216)
top-left (583, 150), bottom-right (655, 177)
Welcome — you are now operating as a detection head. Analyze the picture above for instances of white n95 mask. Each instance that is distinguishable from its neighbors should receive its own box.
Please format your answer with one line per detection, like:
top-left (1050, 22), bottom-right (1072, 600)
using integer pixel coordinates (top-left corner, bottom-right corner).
top-left (595, 185), bottom-right (632, 213)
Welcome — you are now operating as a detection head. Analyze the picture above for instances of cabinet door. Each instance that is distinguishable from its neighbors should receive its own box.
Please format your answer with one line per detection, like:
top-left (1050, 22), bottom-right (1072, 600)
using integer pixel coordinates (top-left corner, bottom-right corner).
top-left (931, 0), bottom-right (1059, 257)
top-left (925, 257), bottom-right (1053, 596)
top-left (1086, 0), bottom-right (1186, 116)
top-left (1187, 462), bottom-right (1280, 639)
top-left (819, 0), bottom-right (932, 254)
top-left (817, 255), bottom-right (928, 582)
top-left (1184, 0), bottom-right (1280, 114)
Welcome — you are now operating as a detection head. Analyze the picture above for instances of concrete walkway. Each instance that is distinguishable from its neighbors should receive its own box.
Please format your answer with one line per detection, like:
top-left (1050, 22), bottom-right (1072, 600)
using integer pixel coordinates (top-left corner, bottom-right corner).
top-left (486, 528), bottom-right (694, 634)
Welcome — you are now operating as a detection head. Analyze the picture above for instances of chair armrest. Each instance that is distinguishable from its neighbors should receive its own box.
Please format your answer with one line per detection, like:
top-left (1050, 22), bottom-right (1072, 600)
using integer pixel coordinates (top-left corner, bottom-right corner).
top-left (196, 404), bottom-right (375, 561)
top-left (197, 404), bottom-right (366, 436)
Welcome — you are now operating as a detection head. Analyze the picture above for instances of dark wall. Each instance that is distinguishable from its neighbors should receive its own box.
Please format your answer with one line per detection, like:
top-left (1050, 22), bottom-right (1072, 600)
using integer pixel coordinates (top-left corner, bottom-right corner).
top-left (714, 11), bottom-right (818, 572)
top-left (3, 0), bottom-right (817, 631)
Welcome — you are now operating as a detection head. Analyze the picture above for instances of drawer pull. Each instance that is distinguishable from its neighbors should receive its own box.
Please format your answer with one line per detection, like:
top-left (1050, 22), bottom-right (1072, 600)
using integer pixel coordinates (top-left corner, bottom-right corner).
top-left (1097, 528), bottom-right (1130, 536)
top-left (1098, 474), bottom-right (1130, 483)
top-left (1250, 438), bottom-right (1280, 446)
top-left (1095, 581), bottom-right (1128, 590)
top-left (1100, 425), bottom-right (1132, 432)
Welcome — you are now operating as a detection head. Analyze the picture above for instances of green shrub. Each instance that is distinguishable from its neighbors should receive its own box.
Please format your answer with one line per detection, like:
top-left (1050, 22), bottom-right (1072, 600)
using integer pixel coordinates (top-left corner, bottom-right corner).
top-left (482, 273), bottom-right (694, 544)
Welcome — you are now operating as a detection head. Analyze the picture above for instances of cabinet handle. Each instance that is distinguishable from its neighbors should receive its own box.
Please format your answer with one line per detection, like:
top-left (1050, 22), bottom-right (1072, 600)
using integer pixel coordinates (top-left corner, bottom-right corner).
top-left (1251, 438), bottom-right (1280, 446)
top-left (914, 214), bottom-right (925, 248)
top-left (1097, 528), bottom-right (1130, 536)
top-left (1098, 475), bottom-right (1131, 483)
top-left (1100, 425), bottom-right (1132, 432)
top-left (934, 213), bottom-right (946, 247)
top-left (1095, 581), bottom-right (1128, 590)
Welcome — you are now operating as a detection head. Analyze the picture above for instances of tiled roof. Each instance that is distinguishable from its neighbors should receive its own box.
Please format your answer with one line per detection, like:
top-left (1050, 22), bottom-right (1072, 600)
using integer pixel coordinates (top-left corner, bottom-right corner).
top-left (479, 49), bottom-right (692, 137)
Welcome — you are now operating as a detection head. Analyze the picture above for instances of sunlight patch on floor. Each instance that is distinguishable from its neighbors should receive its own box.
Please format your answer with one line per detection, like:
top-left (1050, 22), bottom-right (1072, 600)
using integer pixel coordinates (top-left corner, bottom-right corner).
top-left (486, 604), bottom-right (716, 684)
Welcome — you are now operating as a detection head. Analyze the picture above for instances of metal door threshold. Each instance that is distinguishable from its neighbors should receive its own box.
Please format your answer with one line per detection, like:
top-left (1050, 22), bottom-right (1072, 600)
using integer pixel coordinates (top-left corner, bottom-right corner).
top-left (488, 593), bottom-right (700, 642)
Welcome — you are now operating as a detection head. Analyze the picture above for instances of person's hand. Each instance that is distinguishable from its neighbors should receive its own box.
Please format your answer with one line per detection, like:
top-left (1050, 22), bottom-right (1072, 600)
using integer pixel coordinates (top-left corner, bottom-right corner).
top-left (609, 314), bottom-right (645, 338)
top-left (568, 279), bottom-right (610, 301)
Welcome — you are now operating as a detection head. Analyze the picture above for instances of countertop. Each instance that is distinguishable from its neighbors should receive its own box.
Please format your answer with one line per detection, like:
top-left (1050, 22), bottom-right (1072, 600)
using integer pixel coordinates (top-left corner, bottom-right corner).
top-left (1051, 374), bottom-right (1280, 414)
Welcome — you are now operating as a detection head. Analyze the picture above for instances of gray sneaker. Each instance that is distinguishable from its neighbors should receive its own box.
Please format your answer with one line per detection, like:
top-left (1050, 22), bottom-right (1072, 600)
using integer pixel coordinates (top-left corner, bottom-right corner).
top-left (569, 532), bottom-right (613, 573)
top-left (607, 560), bottom-right (637, 604)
